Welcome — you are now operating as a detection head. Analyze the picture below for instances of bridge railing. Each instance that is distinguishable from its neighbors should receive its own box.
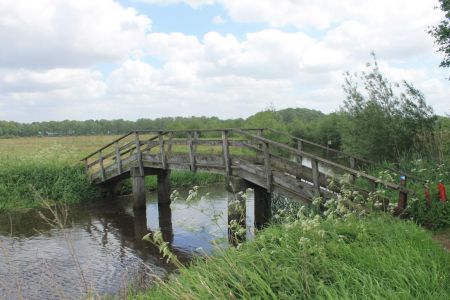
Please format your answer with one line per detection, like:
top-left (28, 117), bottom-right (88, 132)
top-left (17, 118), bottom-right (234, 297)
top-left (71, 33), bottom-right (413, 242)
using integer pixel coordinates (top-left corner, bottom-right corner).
top-left (263, 128), bottom-right (424, 185)
top-left (82, 128), bottom-right (411, 211)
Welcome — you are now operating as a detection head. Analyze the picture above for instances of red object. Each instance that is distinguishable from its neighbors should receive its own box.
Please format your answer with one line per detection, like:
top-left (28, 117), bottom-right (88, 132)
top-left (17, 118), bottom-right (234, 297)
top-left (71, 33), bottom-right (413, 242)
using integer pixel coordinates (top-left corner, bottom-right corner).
top-left (438, 182), bottom-right (447, 203)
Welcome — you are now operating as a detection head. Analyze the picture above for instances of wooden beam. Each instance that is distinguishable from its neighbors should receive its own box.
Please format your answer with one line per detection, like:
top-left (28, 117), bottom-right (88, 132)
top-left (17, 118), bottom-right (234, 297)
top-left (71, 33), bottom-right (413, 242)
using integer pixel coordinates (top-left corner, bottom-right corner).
top-left (159, 132), bottom-right (167, 169)
top-left (134, 132), bottom-right (144, 176)
top-left (115, 141), bottom-right (123, 175)
top-left (262, 142), bottom-right (272, 192)
top-left (222, 130), bottom-right (231, 176)
top-left (99, 150), bottom-right (106, 181)
top-left (187, 131), bottom-right (197, 172)
top-left (311, 158), bottom-right (320, 196)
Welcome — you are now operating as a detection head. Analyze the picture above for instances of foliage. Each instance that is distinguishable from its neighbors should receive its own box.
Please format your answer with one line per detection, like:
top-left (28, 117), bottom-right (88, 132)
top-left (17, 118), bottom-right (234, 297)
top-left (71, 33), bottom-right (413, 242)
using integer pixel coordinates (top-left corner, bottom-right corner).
top-left (340, 53), bottom-right (437, 161)
top-left (428, 0), bottom-right (450, 76)
top-left (137, 215), bottom-right (450, 299)
top-left (0, 160), bottom-right (100, 212)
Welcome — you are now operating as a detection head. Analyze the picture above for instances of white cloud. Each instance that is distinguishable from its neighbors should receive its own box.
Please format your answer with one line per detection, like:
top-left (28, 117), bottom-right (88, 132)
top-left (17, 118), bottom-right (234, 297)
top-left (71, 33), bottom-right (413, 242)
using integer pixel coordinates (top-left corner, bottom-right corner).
top-left (0, 0), bottom-right (151, 69)
top-left (212, 15), bottom-right (226, 24)
top-left (1, 0), bottom-right (449, 121)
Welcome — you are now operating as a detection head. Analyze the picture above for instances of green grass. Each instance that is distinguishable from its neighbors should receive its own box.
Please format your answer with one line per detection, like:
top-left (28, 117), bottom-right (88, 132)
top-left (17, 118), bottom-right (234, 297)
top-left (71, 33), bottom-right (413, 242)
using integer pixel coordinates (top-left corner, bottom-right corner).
top-left (0, 136), bottom-right (224, 212)
top-left (137, 215), bottom-right (450, 299)
top-left (0, 158), bottom-right (101, 212)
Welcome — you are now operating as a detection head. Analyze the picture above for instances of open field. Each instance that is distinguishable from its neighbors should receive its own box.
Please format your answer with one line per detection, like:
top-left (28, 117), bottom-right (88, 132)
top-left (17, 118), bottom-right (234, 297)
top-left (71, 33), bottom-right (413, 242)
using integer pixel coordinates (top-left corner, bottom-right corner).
top-left (0, 135), bottom-right (224, 212)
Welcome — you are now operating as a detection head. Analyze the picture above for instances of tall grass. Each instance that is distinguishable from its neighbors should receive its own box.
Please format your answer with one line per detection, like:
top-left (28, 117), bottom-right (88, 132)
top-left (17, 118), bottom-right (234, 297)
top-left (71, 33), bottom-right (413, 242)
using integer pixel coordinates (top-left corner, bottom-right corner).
top-left (137, 215), bottom-right (450, 299)
top-left (0, 158), bottom-right (100, 212)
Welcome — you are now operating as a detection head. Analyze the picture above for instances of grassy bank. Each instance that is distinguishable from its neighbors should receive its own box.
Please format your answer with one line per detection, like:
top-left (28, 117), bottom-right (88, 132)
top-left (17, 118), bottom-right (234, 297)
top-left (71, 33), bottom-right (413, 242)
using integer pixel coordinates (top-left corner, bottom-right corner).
top-left (0, 159), bottom-right (100, 212)
top-left (138, 215), bottom-right (449, 299)
top-left (0, 136), bottom-right (224, 212)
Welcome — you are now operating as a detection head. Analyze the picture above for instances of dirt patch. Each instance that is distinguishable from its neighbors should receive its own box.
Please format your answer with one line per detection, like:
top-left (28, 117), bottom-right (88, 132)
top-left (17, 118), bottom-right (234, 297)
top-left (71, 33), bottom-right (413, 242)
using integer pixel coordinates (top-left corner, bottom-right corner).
top-left (433, 230), bottom-right (450, 251)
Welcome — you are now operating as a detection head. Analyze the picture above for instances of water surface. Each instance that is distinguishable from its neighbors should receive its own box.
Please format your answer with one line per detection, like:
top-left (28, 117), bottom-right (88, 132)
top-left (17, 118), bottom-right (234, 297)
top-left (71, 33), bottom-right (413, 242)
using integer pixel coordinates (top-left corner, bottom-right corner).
top-left (0, 184), bottom-right (255, 299)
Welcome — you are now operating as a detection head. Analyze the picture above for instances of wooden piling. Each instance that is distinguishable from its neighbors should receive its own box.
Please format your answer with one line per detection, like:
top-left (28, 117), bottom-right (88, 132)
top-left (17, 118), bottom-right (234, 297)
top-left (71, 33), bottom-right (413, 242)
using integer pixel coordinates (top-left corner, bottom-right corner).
top-left (131, 167), bottom-right (146, 210)
top-left (157, 170), bottom-right (171, 204)
top-left (254, 185), bottom-right (271, 230)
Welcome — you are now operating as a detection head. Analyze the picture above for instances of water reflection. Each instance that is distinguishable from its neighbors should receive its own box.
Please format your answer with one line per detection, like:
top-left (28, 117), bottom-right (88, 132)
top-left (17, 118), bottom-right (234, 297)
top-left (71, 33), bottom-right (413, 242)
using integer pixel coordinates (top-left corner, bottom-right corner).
top-left (0, 184), bottom-right (255, 299)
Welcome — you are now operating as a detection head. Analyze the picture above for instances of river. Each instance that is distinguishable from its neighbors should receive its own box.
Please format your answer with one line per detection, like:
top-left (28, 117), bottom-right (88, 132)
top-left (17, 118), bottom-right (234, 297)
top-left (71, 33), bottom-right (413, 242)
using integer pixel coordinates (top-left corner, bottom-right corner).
top-left (0, 184), bottom-right (256, 299)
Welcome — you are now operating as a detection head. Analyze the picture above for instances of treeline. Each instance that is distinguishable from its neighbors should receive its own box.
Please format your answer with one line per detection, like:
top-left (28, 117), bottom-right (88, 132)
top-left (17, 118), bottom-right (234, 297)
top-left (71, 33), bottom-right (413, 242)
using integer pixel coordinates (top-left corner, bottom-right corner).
top-left (0, 108), bottom-right (324, 138)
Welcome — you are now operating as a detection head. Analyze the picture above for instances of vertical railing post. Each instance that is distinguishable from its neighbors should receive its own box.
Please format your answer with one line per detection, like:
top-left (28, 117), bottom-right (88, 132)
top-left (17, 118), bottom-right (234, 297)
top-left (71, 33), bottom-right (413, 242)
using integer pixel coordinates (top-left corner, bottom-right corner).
top-left (167, 132), bottom-right (173, 154)
top-left (222, 130), bottom-right (231, 176)
top-left (99, 150), bottom-right (106, 181)
top-left (262, 142), bottom-right (272, 192)
top-left (83, 159), bottom-right (89, 173)
top-left (188, 131), bottom-right (197, 172)
top-left (349, 157), bottom-right (356, 184)
top-left (311, 158), bottom-right (320, 196)
top-left (297, 140), bottom-right (303, 172)
top-left (115, 142), bottom-right (122, 175)
top-left (134, 132), bottom-right (144, 176)
top-left (159, 131), bottom-right (167, 169)
top-left (397, 175), bottom-right (407, 212)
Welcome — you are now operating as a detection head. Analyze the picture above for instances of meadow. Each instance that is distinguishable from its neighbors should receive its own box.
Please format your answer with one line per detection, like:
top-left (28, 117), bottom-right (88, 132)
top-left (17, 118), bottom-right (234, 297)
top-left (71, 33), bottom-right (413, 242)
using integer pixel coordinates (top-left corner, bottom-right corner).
top-left (0, 135), bottom-right (223, 212)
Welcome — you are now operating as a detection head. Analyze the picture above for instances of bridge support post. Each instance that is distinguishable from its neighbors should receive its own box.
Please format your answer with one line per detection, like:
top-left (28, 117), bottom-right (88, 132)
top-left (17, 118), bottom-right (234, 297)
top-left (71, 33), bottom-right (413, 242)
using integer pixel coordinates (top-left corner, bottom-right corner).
top-left (158, 203), bottom-right (174, 243)
top-left (226, 176), bottom-right (247, 245)
top-left (254, 186), bottom-right (272, 230)
top-left (157, 170), bottom-right (171, 204)
top-left (131, 167), bottom-right (146, 210)
top-left (133, 208), bottom-right (149, 240)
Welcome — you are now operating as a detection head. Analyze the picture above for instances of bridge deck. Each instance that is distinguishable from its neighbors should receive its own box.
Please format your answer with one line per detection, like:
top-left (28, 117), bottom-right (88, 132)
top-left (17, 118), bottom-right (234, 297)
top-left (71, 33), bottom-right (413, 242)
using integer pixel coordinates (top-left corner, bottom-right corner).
top-left (82, 128), bottom-right (410, 209)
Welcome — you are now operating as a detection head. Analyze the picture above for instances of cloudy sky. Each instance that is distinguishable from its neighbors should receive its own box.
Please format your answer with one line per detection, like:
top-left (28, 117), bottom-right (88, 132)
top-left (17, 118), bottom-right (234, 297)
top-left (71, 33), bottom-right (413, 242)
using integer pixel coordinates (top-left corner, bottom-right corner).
top-left (0, 0), bottom-right (448, 122)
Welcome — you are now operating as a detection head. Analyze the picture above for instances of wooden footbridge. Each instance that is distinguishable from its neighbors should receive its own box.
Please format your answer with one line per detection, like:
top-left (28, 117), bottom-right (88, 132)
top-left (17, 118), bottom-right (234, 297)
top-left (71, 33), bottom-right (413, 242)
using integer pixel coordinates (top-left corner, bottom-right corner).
top-left (82, 128), bottom-right (411, 230)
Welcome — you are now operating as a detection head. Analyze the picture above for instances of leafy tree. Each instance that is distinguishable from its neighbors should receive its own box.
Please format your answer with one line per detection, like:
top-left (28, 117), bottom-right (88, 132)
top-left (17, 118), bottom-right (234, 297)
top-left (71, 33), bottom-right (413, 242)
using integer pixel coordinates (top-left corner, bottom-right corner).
top-left (428, 0), bottom-right (450, 77)
top-left (340, 54), bottom-right (437, 161)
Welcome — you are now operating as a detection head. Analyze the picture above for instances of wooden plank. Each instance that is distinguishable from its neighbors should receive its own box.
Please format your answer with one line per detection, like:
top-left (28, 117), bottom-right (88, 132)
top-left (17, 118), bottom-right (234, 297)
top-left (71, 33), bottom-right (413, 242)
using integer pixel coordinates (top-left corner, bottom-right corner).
top-left (83, 159), bottom-right (89, 173)
top-left (167, 132), bottom-right (174, 153)
top-left (311, 158), bottom-right (320, 196)
top-left (187, 131), bottom-right (197, 172)
top-left (222, 130), bottom-right (231, 176)
top-left (134, 132), bottom-right (144, 176)
top-left (297, 140), bottom-right (303, 173)
top-left (263, 142), bottom-right (272, 192)
top-left (99, 150), bottom-right (106, 181)
top-left (349, 156), bottom-right (356, 183)
top-left (115, 142), bottom-right (123, 175)
top-left (159, 132), bottom-right (167, 169)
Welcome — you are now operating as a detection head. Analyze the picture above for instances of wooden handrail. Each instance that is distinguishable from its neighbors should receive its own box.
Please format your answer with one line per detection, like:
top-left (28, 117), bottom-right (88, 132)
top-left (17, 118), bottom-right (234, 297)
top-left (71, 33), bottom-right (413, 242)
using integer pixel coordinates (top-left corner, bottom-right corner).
top-left (265, 128), bottom-right (425, 183)
top-left (233, 129), bottom-right (409, 193)
top-left (80, 128), bottom-right (265, 161)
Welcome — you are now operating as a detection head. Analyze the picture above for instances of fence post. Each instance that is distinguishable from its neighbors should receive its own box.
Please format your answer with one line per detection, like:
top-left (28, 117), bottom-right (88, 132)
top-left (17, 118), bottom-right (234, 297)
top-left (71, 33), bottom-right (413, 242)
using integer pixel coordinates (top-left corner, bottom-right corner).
top-left (262, 142), bottom-right (272, 192)
top-left (134, 132), bottom-right (144, 176)
top-left (397, 175), bottom-right (407, 212)
top-left (159, 131), bottom-right (167, 169)
top-left (99, 150), bottom-right (106, 181)
top-left (83, 159), bottom-right (89, 173)
top-left (115, 142), bottom-right (122, 175)
top-left (187, 131), bottom-right (197, 172)
top-left (222, 130), bottom-right (231, 176)
top-left (311, 158), bottom-right (320, 196)
top-left (349, 157), bottom-right (356, 184)
top-left (297, 140), bottom-right (303, 173)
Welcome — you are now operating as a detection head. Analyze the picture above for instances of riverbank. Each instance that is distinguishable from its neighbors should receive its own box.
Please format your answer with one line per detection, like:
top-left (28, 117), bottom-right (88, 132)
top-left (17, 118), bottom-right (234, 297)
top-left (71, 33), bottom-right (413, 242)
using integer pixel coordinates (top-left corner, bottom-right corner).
top-left (137, 215), bottom-right (450, 299)
top-left (0, 159), bottom-right (223, 212)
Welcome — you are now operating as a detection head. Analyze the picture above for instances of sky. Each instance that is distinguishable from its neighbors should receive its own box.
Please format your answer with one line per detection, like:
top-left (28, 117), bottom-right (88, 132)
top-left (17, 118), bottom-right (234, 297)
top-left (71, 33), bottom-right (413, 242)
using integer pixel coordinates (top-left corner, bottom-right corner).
top-left (0, 0), bottom-right (448, 122)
